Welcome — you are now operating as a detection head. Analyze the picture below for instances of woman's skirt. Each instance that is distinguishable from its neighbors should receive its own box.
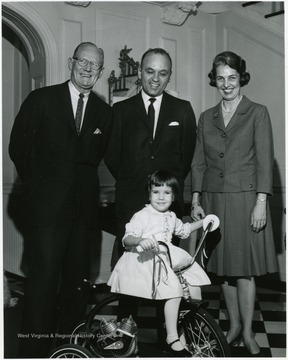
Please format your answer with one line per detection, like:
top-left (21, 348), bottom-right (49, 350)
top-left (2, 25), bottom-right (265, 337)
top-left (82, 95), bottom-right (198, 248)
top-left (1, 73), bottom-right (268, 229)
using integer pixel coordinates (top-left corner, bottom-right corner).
top-left (202, 191), bottom-right (278, 277)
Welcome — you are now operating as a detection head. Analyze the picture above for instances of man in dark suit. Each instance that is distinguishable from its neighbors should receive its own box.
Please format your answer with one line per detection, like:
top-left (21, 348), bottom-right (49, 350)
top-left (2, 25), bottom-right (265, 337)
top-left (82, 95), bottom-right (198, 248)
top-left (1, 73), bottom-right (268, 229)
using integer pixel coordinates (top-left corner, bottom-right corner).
top-left (9, 42), bottom-right (113, 358)
top-left (105, 48), bottom-right (197, 269)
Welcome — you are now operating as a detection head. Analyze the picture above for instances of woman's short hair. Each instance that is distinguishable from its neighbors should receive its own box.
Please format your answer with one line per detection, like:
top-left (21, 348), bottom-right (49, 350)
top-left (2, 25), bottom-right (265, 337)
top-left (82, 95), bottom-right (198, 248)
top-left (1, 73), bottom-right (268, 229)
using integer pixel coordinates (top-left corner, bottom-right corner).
top-left (148, 170), bottom-right (179, 196)
top-left (208, 51), bottom-right (250, 87)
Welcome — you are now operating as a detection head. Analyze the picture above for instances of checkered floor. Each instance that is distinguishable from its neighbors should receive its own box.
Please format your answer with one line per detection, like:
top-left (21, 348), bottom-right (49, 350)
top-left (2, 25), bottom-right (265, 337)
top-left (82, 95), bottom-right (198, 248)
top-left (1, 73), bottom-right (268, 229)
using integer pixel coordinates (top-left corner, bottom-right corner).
top-left (202, 284), bottom-right (286, 358)
top-left (4, 274), bottom-right (286, 358)
top-left (89, 282), bottom-right (286, 358)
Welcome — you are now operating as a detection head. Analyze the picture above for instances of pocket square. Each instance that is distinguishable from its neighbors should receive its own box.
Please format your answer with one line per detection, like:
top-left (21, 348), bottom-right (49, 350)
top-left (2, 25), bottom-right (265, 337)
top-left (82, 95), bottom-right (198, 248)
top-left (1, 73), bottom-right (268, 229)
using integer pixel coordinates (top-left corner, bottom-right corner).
top-left (169, 121), bottom-right (179, 126)
top-left (94, 128), bottom-right (102, 134)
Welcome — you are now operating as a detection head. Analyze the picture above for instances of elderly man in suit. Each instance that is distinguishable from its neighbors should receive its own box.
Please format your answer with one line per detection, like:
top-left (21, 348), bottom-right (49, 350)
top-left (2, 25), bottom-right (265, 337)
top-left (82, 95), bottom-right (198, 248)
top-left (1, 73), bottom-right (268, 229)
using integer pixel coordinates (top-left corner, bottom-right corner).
top-left (9, 42), bottom-right (113, 358)
top-left (105, 48), bottom-right (197, 268)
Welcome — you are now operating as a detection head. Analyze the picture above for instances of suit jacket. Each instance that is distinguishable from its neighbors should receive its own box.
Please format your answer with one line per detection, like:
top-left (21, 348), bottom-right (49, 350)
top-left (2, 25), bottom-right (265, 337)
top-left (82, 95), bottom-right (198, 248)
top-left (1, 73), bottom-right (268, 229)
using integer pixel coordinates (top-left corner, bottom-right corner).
top-left (9, 81), bottom-right (113, 226)
top-left (191, 95), bottom-right (274, 195)
top-left (105, 91), bottom-right (197, 220)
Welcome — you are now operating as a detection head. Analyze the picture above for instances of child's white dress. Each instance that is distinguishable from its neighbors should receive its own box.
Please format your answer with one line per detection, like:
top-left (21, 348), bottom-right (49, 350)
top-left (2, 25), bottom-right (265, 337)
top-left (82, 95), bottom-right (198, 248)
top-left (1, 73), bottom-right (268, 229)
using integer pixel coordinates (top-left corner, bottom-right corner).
top-left (108, 205), bottom-right (210, 300)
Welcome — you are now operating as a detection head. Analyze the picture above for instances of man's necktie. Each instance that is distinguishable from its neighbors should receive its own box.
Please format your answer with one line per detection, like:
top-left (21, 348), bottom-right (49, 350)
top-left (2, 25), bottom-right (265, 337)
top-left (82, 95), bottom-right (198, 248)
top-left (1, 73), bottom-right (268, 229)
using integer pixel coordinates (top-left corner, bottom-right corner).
top-left (75, 93), bottom-right (84, 135)
top-left (148, 97), bottom-right (156, 135)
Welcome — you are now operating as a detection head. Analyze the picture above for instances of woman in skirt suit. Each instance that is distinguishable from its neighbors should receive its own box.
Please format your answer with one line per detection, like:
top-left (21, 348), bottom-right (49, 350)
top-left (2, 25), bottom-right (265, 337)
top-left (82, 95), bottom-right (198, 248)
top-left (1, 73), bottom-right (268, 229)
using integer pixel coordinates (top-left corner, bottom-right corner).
top-left (191, 51), bottom-right (278, 355)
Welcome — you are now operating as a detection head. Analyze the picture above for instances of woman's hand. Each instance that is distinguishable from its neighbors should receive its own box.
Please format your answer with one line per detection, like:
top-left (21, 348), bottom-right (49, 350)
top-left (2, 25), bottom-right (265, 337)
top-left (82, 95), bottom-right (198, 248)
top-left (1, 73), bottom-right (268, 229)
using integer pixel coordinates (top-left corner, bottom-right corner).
top-left (138, 237), bottom-right (159, 252)
top-left (191, 203), bottom-right (206, 221)
top-left (251, 201), bottom-right (267, 232)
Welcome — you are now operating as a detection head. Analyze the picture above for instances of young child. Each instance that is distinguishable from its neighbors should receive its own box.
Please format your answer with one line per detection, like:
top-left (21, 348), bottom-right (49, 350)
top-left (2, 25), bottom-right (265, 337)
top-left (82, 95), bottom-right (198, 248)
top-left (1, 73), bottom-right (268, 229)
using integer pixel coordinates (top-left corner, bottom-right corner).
top-left (108, 170), bottom-right (211, 356)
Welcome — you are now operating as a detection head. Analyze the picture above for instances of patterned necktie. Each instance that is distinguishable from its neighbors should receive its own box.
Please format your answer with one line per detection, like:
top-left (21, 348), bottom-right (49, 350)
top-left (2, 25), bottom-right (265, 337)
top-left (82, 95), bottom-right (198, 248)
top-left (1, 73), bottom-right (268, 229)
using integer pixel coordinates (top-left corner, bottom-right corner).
top-left (75, 93), bottom-right (84, 135)
top-left (148, 97), bottom-right (156, 135)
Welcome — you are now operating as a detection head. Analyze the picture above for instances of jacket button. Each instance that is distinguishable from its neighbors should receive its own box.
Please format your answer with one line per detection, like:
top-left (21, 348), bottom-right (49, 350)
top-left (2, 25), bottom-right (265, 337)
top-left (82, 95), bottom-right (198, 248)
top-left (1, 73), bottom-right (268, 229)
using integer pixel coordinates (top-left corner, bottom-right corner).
top-left (219, 172), bottom-right (224, 178)
top-left (222, 133), bottom-right (226, 138)
top-left (219, 153), bottom-right (224, 158)
top-left (151, 156), bottom-right (155, 160)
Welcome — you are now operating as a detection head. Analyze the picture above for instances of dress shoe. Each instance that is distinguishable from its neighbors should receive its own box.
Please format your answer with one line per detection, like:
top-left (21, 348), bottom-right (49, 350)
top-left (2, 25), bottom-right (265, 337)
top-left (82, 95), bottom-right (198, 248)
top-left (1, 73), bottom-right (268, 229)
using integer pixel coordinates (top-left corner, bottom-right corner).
top-left (229, 333), bottom-right (243, 346)
top-left (243, 337), bottom-right (260, 355)
top-left (164, 339), bottom-right (191, 357)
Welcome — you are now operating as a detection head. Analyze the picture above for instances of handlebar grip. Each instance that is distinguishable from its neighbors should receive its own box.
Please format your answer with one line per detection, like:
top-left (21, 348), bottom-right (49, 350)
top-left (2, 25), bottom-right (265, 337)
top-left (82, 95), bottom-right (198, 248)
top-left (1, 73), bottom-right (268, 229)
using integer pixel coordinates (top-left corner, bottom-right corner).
top-left (203, 214), bottom-right (220, 232)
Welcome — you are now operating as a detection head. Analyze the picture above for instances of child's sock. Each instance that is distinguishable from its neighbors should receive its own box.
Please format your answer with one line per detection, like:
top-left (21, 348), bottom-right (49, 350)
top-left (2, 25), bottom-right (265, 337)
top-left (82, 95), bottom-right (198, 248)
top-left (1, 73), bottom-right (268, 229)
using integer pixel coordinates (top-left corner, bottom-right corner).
top-left (188, 285), bottom-right (202, 299)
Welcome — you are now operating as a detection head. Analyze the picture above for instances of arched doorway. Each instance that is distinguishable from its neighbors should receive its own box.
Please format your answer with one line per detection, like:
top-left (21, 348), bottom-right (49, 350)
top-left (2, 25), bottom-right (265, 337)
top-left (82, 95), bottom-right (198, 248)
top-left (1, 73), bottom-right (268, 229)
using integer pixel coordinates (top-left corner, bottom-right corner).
top-left (2, 5), bottom-right (46, 90)
top-left (2, 5), bottom-right (46, 276)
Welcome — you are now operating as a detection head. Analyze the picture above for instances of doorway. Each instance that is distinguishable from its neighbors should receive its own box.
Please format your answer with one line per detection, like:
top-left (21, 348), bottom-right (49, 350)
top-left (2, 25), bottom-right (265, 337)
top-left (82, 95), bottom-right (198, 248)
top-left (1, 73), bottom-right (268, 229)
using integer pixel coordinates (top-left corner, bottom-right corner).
top-left (2, 5), bottom-right (46, 276)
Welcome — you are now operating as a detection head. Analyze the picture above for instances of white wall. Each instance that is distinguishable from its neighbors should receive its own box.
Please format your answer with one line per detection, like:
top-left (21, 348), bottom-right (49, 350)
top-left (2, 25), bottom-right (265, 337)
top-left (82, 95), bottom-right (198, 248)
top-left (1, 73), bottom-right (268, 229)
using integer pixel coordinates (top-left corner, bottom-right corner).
top-left (2, 1), bottom-right (285, 282)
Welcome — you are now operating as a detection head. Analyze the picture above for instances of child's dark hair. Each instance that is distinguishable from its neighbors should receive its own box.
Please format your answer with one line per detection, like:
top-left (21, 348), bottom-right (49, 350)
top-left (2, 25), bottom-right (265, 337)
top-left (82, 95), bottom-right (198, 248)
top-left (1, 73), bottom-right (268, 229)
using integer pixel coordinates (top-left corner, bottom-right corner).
top-left (148, 170), bottom-right (180, 196)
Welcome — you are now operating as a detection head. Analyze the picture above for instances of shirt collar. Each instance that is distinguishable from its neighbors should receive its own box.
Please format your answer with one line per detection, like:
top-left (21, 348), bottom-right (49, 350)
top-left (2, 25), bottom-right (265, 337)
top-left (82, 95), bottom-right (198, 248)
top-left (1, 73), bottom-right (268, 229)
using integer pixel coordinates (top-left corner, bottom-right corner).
top-left (145, 204), bottom-right (170, 215)
top-left (141, 90), bottom-right (163, 105)
top-left (68, 81), bottom-right (90, 99)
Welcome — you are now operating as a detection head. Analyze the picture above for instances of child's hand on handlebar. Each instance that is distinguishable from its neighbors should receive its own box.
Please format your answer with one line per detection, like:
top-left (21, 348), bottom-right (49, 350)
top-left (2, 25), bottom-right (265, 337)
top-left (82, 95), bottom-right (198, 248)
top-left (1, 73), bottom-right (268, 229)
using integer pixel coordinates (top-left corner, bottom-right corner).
top-left (137, 238), bottom-right (159, 252)
top-left (203, 214), bottom-right (220, 232)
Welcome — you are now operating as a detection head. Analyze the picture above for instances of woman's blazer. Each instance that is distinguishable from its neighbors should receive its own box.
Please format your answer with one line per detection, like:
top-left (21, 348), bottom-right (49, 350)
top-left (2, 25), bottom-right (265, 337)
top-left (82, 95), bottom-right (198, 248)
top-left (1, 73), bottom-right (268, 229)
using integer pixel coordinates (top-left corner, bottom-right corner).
top-left (191, 96), bottom-right (274, 195)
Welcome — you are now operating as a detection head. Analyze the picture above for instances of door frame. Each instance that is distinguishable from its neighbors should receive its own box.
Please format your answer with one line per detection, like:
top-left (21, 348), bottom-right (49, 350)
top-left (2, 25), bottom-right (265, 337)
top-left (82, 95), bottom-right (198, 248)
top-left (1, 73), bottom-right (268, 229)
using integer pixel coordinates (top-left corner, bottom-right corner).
top-left (2, 2), bottom-right (59, 88)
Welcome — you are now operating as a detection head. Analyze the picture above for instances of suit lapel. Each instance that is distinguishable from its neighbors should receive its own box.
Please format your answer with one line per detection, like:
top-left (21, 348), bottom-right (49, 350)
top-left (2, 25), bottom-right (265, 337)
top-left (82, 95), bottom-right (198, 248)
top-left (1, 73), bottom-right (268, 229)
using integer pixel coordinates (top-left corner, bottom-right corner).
top-left (61, 82), bottom-right (78, 135)
top-left (79, 92), bottom-right (96, 136)
top-left (212, 98), bottom-right (248, 133)
top-left (225, 96), bottom-right (248, 131)
top-left (134, 93), bottom-right (153, 133)
top-left (212, 103), bottom-right (226, 132)
top-left (61, 82), bottom-right (100, 137)
top-left (154, 92), bottom-right (170, 140)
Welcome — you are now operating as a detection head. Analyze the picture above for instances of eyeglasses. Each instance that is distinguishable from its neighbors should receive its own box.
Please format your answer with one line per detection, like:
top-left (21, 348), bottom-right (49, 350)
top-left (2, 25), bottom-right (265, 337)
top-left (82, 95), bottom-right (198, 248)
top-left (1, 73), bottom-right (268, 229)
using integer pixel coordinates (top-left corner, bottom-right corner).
top-left (73, 57), bottom-right (102, 70)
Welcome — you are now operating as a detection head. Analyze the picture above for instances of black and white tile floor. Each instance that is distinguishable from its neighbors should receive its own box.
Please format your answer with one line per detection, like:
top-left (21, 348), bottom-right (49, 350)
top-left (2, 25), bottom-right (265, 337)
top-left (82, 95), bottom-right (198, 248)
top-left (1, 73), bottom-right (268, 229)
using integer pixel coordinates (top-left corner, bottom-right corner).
top-left (4, 274), bottom-right (286, 358)
top-left (202, 284), bottom-right (286, 358)
top-left (89, 282), bottom-right (286, 358)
